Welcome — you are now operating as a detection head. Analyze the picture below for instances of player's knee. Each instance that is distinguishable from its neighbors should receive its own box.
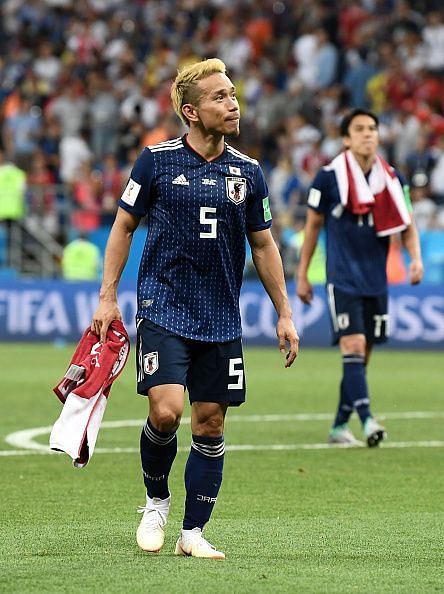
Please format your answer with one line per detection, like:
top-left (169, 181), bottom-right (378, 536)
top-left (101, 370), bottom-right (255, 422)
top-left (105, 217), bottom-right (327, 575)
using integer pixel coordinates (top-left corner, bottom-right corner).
top-left (340, 334), bottom-right (366, 355)
top-left (150, 407), bottom-right (181, 432)
top-left (193, 415), bottom-right (224, 437)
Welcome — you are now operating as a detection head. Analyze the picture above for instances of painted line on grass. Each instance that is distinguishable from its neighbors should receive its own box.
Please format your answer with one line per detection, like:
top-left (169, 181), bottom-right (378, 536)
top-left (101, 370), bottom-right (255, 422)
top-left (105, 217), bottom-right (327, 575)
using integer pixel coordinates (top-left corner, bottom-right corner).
top-left (2, 411), bottom-right (444, 457)
top-left (1, 441), bottom-right (444, 458)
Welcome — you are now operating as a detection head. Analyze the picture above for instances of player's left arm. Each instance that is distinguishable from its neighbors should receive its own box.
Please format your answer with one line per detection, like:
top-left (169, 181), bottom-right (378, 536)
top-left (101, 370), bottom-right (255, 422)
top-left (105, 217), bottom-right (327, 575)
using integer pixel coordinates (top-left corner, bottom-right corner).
top-left (399, 180), bottom-right (423, 285)
top-left (401, 222), bottom-right (423, 284)
top-left (247, 228), bottom-right (299, 367)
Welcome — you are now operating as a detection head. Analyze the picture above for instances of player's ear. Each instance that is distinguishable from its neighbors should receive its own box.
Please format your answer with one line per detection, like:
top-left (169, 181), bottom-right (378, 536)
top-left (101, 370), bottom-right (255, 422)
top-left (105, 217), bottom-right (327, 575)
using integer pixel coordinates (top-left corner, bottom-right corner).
top-left (343, 136), bottom-right (351, 148)
top-left (182, 103), bottom-right (198, 123)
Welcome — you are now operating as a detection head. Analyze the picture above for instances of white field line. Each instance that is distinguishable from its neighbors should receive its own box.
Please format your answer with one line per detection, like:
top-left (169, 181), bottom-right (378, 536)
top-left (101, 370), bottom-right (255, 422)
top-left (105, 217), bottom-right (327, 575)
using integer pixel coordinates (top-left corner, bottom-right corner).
top-left (2, 411), bottom-right (444, 457)
top-left (2, 441), bottom-right (444, 458)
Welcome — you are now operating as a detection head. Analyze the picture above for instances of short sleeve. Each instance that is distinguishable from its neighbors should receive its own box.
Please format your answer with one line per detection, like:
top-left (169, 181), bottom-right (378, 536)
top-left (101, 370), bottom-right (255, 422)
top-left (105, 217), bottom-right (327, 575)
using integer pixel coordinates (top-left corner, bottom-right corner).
top-left (306, 169), bottom-right (330, 214)
top-left (119, 148), bottom-right (155, 217)
top-left (246, 165), bottom-right (272, 231)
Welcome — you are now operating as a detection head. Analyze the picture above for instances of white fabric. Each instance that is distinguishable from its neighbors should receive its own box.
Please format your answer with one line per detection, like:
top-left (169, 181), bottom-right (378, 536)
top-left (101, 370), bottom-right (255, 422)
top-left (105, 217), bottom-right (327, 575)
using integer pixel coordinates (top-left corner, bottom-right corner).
top-left (50, 391), bottom-right (108, 468)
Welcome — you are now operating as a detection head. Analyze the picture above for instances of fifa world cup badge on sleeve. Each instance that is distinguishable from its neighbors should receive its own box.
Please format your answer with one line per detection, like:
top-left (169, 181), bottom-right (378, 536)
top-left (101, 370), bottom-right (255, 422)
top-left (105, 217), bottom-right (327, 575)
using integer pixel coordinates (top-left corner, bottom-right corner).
top-left (121, 178), bottom-right (141, 206)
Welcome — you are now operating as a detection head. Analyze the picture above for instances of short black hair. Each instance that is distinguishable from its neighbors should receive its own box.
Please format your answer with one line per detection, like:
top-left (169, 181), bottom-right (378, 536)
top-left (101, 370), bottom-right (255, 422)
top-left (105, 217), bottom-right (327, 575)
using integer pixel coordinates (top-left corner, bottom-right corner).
top-left (340, 108), bottom-right (379, 137)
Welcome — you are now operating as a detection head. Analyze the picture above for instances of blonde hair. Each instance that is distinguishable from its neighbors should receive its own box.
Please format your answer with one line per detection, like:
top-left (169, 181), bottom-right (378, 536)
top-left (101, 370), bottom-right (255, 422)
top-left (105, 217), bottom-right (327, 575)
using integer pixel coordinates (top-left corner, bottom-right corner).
top-left (171, 58), bottom-right (227, 126)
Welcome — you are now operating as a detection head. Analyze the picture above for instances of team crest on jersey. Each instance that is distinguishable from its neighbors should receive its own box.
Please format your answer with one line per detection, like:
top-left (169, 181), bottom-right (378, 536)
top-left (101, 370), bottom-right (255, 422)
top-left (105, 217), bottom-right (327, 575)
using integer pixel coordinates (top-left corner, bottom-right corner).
top-left (143, 352), bottom-right (159, 375)
top-left (225, 177), bottom-right (246, 205)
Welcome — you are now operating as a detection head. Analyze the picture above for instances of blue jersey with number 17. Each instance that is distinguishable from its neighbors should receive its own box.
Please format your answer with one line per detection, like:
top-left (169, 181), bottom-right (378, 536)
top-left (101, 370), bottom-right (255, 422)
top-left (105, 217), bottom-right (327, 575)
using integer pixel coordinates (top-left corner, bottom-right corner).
top-left (118, 136), bottom-right (272, 342)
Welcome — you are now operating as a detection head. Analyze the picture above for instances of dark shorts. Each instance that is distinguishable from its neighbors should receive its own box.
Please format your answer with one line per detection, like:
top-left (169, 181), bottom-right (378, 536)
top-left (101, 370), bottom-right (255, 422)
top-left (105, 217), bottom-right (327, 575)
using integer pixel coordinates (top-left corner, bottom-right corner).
top-left (326, 284), bottom-right (389, 345)
top-left (136, 318), bottom-right (246, 406)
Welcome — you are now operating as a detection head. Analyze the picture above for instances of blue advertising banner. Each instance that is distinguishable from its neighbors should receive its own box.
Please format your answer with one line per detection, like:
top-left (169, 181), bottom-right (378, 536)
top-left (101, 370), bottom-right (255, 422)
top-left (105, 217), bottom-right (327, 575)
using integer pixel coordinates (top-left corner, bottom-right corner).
top-left (0, 280), bottom-right (442, 349)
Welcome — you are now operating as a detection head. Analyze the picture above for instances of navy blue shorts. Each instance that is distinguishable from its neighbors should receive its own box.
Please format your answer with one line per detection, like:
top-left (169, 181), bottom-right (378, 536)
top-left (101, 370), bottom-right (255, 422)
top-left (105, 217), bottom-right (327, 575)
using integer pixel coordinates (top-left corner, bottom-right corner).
top-left (326, 284), bottom-right (389, 345)
top-left (136, 318), bottom-right (246, 406)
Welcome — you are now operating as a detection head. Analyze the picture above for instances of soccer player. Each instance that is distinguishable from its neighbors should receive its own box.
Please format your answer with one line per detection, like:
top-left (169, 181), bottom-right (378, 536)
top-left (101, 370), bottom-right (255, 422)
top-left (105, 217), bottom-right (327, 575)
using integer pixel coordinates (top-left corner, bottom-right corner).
top-left (91, 58), bottom-right (299, 559)
top-left (297, 108), bottom-right (423, 447)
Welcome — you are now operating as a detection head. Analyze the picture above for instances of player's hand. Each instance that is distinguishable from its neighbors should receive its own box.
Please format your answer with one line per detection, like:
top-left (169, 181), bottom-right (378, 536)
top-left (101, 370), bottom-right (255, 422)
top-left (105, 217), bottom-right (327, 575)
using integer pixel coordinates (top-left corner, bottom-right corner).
top-left (296, 277), bottom-right (313, 305)
top-left (409, 259), bottom-right (423, 285)
top-left (91, 300), bottom-right (122, 344)
top-left (276, 316), bottom-right (300, 368)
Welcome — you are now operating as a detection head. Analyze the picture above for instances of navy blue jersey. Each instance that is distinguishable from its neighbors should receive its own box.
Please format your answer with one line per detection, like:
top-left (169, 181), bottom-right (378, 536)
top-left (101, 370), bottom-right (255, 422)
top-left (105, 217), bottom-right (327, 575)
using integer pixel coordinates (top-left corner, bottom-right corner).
top-left (307, 167), bottom-right (407, 296)
top-left (119, 136), bottom-right (271, 341)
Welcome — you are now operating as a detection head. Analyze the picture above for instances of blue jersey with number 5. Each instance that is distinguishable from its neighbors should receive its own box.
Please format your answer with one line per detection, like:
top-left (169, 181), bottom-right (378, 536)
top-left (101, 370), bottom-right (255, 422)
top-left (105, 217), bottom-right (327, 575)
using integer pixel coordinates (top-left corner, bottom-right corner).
top-left (118, 136), bottom-right (271, 341)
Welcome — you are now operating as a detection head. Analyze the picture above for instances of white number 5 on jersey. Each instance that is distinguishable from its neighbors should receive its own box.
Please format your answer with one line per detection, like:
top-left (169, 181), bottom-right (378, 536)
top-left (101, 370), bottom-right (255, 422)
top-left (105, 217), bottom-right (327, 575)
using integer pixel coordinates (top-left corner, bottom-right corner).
top-left (200, 206), bottom-right (217, 238)
top-left (228, 357), bottom-right (244, 389)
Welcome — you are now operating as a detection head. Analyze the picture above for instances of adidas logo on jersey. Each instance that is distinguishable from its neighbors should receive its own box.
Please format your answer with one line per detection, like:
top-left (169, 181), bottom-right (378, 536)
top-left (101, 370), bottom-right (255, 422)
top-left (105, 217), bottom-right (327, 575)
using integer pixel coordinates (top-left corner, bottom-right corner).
top-left (172, 174), bottom-right (189, 186)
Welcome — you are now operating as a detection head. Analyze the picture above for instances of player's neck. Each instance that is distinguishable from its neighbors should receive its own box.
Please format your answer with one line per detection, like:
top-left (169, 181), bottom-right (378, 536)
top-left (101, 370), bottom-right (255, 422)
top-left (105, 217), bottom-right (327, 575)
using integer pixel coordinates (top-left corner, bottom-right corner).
top-left (351, 151), bottom-right (375, 175)
top-left (186, 130), bottom-right (225, 161)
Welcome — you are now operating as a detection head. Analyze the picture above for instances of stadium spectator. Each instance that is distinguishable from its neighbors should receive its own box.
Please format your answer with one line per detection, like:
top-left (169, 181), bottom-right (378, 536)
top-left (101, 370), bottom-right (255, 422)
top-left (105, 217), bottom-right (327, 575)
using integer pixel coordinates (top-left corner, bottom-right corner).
top-left (71, 161), bottom-right (101, 232)
top-left (212, 20), bottom-right (252, 75)
top-left (88, 72), bottom-right (119, 160)
top-left (91, 58), bottom-right (299, 559)
top-left (3, 95), bottom-right (42, 169)
top-left (422, 10), bottom-right (444, 73)
top-left (297, 108), bottom-right (423, 447)
top-left (410, 184), bottom-right (437, 231)
top-left (268, 154), bottom-right (302, 222)
top-left (405, 133), bottom-right (436, 188)
top-left (342, 48), bottom-right (378, 109)
top-left (292, 22), bottom-right (318, 90)
top-left (47, 81), bottom-right (89, 139)
top-left (38, 115), bottom-right (62, 181)
top-left (312, 26), bottom-right (339, 91)
top-left (59, 127), bottom-right (92, 184)
top-left (61, 231), bottom-right (101, 281)
top-left (32, 40), bottom-right (62, 93)
top-left (320, 118), bottom-right (343, 160)
top-left (98, 153), bottom-right (124, 226)
top-left (27, 150), bottom-right (58, 236)
top-left (0, 148), bottom-right (26, 267)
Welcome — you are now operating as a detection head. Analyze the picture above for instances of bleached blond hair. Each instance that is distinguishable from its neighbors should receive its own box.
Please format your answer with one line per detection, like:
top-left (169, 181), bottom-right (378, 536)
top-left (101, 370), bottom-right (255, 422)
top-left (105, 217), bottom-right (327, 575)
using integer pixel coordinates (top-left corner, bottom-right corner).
top-left (171, 58), bottom-right (227, 126)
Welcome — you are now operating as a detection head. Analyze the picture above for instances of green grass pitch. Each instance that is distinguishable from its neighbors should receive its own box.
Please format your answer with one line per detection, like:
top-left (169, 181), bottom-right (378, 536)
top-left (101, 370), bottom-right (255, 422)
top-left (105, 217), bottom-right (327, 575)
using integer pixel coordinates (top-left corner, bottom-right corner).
top-left (1, 343), bottom-right (443, 594)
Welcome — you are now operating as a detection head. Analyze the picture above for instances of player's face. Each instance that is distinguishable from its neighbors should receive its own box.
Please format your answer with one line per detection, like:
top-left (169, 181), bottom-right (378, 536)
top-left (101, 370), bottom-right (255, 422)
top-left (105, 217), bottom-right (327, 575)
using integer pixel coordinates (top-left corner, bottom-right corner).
top-left (195, 73), bottom-right (240, 136)
top-left (343, 115), bottom-right (379, 159)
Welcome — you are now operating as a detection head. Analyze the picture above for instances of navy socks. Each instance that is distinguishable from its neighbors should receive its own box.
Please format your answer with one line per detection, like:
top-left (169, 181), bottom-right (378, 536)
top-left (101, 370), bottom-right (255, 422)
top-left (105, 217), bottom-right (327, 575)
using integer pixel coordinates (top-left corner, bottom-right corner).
top-left (333, 354), bottom-right (371, 427)
top-left (183, 434), bottom-right (225, 530)
top-left (140, 418), bottom-right (177, 500)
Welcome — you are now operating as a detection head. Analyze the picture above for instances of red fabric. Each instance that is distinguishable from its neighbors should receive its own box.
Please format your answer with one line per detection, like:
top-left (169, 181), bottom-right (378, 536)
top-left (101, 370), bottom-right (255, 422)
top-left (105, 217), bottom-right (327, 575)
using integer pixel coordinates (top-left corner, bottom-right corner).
top-left (53, 320), bottom-right (130, 403)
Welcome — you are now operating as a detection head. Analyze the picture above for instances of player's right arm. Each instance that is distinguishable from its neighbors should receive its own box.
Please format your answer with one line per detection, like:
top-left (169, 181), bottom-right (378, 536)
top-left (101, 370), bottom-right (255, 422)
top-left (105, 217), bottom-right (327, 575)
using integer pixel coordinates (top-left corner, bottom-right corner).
top-left (296, 170), bottom-right (328, 305)
top-left (92, 208), bottom-right (141, 342)
top-left (92, 148), bottom-right (153, 342)
top-left (297, 208), bottom-right (325, 305)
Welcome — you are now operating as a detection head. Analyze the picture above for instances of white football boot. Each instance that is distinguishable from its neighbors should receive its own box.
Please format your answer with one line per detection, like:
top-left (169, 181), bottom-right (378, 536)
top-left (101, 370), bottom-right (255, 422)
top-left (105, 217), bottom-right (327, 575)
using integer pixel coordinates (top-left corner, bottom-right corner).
top-left (136, 495), bottom-right (170, 552)
top-left (328, 424), bottom-right (364, 446)
top-left (174, 528), bottom-right (225, 560)
top-left (364, 417), bottom-right (387, 448)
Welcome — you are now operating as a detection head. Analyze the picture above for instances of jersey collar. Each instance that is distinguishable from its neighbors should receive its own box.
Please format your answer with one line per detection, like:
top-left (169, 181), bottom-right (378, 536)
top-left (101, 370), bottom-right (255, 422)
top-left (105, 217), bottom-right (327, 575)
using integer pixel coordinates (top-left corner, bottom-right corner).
top-left (182, 134), bottom-right (227, 163)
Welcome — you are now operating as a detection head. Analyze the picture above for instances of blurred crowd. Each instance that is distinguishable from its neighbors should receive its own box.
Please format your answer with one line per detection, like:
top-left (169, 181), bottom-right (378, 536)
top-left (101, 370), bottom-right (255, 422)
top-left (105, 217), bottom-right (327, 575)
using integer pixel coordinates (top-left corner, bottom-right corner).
top-left (1, 0), bottom-right (444, 273)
